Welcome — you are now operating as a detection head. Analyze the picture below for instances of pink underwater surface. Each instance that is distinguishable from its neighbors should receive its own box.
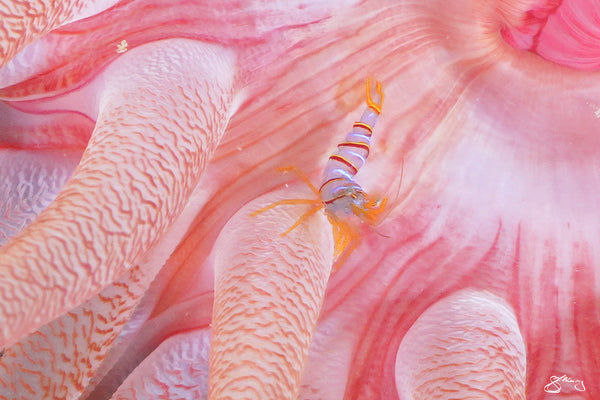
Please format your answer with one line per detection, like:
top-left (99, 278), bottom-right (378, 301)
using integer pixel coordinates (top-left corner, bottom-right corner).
top-left (1, 0), bottom-right (599, 399)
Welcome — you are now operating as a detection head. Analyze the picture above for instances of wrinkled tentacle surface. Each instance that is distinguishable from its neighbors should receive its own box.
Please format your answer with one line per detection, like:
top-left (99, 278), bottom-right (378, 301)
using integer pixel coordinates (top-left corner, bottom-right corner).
top-left (0, 38), bottom-right (237, 347)
top-left (1, 0), bottom-right (600, 399)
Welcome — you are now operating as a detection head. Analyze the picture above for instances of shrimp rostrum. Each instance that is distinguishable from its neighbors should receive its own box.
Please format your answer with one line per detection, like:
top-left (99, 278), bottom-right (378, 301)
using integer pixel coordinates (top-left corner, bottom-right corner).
top-left (252, 78), bottom-right (387, 269)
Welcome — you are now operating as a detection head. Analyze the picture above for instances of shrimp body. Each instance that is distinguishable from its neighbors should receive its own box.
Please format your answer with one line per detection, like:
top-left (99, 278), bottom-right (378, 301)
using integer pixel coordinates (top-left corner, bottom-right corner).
top-left (251, 78), bottom-right (387, 268)
top-left (319, 79), bottom-right (384, 225)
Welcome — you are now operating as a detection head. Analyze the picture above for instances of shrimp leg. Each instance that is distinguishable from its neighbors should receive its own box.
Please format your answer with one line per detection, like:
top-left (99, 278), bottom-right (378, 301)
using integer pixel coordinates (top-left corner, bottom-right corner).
top-left (277, 166), bottom-right (320, 197)
top-left (250, 168), bottom-right (323, 236)
top-left (250, 198), bottom-right (321, 216)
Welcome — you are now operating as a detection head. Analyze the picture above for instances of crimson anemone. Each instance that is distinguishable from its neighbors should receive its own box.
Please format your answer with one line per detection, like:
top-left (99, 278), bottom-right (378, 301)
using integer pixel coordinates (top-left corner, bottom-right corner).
top-left (0, 0), bottom-right (599, 399)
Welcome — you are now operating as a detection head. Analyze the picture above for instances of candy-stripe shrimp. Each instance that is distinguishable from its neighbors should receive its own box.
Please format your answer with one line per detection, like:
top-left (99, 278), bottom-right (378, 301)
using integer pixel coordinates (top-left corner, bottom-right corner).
top-left (251, 78), bottom-right (387, 269)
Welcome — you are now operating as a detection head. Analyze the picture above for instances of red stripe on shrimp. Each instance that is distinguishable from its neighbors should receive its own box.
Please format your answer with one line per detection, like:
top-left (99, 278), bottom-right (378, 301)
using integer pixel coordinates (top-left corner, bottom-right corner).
top-left (337, 141), bottom-right (370, 156)
top-left (353, 122), bottom-right (373, 135)
top-left (323, 194), bottom-right (347, 205)
top-left (329, 154), bottom-right (359, 174)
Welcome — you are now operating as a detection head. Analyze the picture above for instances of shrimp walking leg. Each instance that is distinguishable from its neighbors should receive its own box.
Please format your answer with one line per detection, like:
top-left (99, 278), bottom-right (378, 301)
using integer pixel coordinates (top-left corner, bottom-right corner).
top-left (277, 166), bottom-right (320, 197)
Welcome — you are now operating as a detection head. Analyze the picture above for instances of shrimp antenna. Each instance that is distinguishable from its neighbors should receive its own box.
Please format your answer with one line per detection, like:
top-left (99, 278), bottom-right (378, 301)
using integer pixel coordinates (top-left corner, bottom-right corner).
top-left (368, 224), bottom-right (391, 238)
top-left (393, 154), bottom-right (405, 205)
top-left (362, 154), bottom-right (405, 239)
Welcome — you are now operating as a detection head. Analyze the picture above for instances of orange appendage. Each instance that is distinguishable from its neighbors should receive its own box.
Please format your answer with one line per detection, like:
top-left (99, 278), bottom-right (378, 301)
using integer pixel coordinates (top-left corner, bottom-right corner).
top-left (251, 162), bottom-right (391, 270)
top-left (351, 194), bottom-right (389, 226)
top-left (248, 167), bottom-right (323, 236)
top-left (249, 198), bottom-right (323, 236)
top-left (249, 167), bottom-right (323, 237)
top-left (327, 215), bottom-right (361, 271)
top-left (366, 77), bottom-right (384, 114)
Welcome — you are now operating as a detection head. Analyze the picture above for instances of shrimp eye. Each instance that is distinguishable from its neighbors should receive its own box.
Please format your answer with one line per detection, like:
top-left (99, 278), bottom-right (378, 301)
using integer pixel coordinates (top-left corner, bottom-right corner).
top-left (369, 198), bottom-right (383, 208)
